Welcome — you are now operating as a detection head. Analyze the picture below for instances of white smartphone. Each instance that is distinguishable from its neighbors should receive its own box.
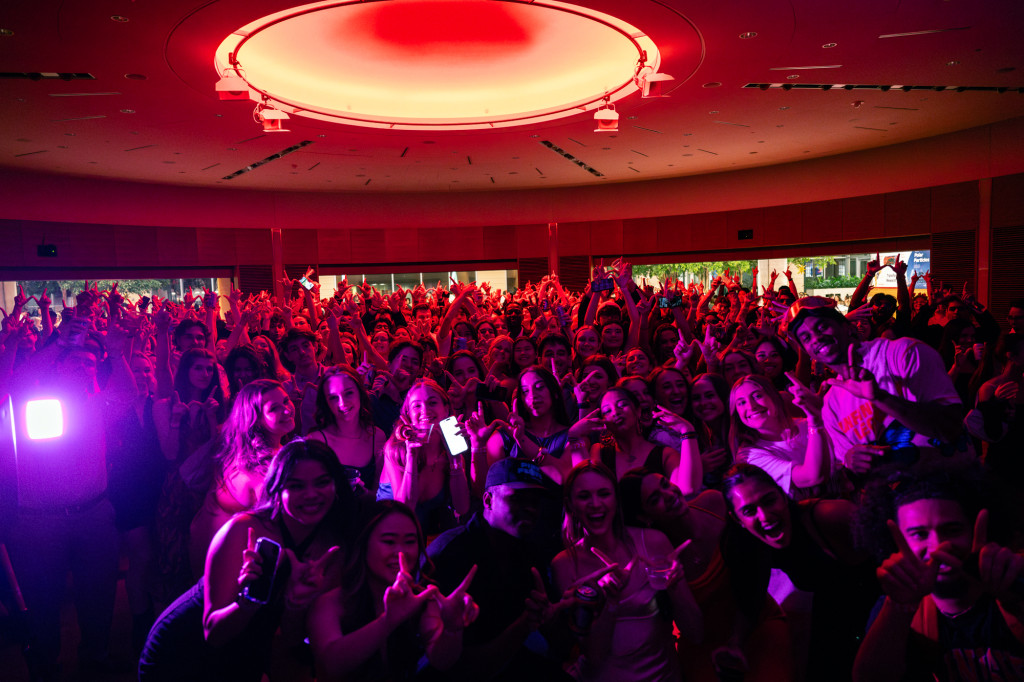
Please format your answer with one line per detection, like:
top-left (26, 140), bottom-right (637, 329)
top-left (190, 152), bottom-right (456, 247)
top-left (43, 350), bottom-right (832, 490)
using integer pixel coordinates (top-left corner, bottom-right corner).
top-left (439, 416), bottom-right (469, 457)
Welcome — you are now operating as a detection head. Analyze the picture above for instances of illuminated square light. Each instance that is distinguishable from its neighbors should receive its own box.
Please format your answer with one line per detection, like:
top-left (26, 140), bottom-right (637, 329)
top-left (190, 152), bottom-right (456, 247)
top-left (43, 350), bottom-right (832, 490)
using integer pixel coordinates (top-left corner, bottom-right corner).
top-left (26, 399), bottom-right (63, 440)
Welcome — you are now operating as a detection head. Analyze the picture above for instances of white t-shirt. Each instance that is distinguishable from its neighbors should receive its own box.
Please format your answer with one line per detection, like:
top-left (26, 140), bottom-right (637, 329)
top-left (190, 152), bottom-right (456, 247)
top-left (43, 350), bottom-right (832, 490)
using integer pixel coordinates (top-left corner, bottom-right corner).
top-left (737, 418), bottom-right (835, 495)
top-left (823, 337), bottom-right (964, 461)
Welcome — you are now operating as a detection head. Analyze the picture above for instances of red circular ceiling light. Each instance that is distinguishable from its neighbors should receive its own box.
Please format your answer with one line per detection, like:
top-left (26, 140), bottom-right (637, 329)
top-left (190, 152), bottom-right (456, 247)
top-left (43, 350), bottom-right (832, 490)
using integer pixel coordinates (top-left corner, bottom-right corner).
top-left (215, 0), bottom-right (663, 130)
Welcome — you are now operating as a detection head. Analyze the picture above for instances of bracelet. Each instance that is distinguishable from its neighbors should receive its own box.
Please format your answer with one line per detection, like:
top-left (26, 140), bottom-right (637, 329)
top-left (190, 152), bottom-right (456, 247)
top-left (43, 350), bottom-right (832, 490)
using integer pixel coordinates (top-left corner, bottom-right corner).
top-left (679, 432), bottom-right (697, 441)
top-left (807, 424), bottom-right (825, 435)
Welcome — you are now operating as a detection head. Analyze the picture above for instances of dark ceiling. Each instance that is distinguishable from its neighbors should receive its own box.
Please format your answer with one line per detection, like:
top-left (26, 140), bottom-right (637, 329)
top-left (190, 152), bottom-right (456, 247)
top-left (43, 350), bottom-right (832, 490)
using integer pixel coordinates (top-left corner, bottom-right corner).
top-left (2, 0), bottom-right (1023, 194)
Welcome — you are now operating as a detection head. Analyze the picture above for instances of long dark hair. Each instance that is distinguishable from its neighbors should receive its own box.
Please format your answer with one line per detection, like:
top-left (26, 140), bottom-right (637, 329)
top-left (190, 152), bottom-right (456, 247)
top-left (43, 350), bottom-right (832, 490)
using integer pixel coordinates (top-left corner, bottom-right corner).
top-left (341, 500), bottom-right (432, 616)
top-left (314, 365), bottom-right (373, 432)
top-left (514, 366), bottom-right (570, 427)
top-left (174, 347), bottom-right (224, 405)
top-left (225, 344), bottom-right (270, 399)
top-left (256, 438), bottom-right (357, 542)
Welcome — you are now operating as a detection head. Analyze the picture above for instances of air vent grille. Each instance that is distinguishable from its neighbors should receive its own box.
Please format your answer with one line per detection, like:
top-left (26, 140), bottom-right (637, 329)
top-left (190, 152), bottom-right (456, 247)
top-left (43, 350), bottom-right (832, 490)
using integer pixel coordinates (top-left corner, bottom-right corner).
top-left (744, 83), bottom-right (1023, 93)
top-left (0, 72), bottom-right (95, 80)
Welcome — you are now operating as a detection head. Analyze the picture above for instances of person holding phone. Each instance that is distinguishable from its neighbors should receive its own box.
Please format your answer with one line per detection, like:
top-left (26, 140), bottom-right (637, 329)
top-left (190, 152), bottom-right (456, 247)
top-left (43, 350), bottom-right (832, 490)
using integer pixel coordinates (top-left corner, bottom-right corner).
top-left (139, 439), bottom-right (356, 682)
top-left (377, 379), bottom-right (471, 535)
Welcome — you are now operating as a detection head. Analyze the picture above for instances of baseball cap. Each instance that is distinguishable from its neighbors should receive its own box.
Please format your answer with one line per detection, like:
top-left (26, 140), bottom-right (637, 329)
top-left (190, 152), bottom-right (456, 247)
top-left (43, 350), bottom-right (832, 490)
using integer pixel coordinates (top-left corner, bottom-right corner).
top-left (485, 459), bottom-right (545, 490)
top-left (781, 296), bottom-right (846, 336)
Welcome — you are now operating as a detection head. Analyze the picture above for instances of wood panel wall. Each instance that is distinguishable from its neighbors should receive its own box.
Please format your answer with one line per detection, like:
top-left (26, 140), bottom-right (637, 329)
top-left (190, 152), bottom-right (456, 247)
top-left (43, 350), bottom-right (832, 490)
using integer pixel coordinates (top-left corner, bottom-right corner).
top-left (0, 176), bottom-right (1010, 292)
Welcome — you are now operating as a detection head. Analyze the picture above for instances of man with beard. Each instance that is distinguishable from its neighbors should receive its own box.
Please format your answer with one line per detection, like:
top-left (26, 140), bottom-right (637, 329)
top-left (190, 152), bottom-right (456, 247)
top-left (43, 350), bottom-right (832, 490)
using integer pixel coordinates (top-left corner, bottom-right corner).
top-left (853, 464), bottom-right (1024, 681)
top-left (783, 296), bottom-right (970, 481)
top-left (427, 459), bottom-right (572, 682)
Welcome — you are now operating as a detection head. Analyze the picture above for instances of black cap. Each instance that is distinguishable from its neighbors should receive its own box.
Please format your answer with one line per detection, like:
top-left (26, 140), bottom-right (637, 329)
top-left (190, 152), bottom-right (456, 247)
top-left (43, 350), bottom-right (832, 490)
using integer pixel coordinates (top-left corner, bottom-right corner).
top-left (485, 458), bottom-right (545, 490)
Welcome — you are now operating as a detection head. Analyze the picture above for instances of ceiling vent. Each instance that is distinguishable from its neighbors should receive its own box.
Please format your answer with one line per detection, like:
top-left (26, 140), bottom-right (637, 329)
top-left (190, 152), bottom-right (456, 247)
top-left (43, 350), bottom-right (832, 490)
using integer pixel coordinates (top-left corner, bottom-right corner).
top-left (1, 72), bottom-right (95, 80)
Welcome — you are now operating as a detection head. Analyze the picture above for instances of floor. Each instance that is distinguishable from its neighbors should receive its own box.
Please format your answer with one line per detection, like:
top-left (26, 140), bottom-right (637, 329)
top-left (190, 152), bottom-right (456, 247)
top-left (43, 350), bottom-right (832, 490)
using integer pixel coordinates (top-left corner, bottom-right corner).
top-left (0, 557), bottom-right (137, 682)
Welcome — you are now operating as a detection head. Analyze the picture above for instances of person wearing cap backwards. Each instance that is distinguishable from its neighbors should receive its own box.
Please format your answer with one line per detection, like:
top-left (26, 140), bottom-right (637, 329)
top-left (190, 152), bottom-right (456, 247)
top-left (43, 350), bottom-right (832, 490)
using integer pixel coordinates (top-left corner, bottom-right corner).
top-left (427, 459), bottom-right (571, 681)
top-left (783, 296), bottom-right (971, 481)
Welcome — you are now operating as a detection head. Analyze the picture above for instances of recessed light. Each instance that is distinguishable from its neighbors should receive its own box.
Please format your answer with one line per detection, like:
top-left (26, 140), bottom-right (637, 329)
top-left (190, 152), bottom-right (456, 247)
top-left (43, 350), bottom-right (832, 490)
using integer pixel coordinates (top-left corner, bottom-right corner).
top-left (110, 15), bottom-right (129, 23)
top-left (996, 67), bottom-right (1016, 73)
top-left (124, 73), bottom-right (147, 80)
top-left (627, 115), bottom-right (637, 120)
top-left (227, 147), bottom-right (237, 151)
top-left (822, 42), bottom-right (838, 49)
top-left (739, 32), bottom-right (757, 39)
top-left (318, 134), bottom-right (326, 137)
top-left (779, 106), bottom-right (790, 110)
top-left (0, 29), bottom-right (14, 37)
top-left (64, 132), bottom-right (75, 137)
top-left (708, 110), bottom-right (719, 114)
top-left (787, 74), bottom-right (800, 79)
top-left (120, 109), bottom-right (135, 114)
top-left (946, 60), bottom-right (960, 66)
top-left (703, 82), bottom-right (722, 88)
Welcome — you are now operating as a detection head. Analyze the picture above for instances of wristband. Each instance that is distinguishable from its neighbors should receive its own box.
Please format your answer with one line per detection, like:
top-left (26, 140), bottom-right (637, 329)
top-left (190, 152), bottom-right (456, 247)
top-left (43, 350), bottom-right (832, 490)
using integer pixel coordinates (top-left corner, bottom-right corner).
top-left (679, 432), bottom-right (697, 441)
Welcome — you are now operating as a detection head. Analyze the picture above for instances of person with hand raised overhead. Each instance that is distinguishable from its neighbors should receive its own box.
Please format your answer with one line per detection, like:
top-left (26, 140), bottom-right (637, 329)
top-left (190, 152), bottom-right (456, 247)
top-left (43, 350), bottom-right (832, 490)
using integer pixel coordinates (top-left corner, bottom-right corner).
top-left (783, 296), bottom-right (971, 486)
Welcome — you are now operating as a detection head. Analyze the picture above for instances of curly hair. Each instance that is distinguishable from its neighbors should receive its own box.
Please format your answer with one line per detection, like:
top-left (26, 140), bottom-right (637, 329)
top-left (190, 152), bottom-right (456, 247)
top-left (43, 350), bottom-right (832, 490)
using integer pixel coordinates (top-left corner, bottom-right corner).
top-left (852, 461), bottom-right (988, 564)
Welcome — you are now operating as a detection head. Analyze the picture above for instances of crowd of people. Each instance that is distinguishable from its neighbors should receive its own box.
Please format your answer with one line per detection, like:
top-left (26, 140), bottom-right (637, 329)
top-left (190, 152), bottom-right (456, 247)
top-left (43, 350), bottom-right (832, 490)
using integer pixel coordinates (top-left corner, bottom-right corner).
top-left (0, 254), bottom-right (1022, 682)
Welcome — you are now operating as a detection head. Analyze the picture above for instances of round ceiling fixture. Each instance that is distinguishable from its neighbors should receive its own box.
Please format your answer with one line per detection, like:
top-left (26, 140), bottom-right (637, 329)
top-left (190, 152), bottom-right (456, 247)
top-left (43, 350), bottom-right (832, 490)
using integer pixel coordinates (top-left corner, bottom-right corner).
top-left (214, 0), bottom-right (665, 130)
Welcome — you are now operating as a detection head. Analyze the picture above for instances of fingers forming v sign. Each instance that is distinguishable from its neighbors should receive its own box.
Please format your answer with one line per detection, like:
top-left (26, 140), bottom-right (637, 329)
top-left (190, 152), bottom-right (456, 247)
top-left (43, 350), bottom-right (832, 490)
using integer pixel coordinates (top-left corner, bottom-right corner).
top-left (438, 564), bottom-right (479, 629)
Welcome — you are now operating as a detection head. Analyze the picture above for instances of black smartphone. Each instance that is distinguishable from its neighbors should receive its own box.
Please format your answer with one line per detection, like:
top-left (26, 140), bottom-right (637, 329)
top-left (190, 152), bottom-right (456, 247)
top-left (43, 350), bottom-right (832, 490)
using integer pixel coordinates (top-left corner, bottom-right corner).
top-left (476, 383), bottom-right (509, 402)
top-left (455, 337), bottom-right (468, 351)
top-left (658, 297), bottom-right (671, 308)
top-left (669, 295), bottom-right (684, 308)
top-left (243, 537), bottom-right (281, 605)
top-left (592, 278), bottom-right (614, 292)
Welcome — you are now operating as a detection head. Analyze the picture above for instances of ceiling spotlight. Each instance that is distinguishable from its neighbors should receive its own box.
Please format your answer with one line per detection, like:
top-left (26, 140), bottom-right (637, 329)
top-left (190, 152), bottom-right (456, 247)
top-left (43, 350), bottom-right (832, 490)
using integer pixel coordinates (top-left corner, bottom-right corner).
top-left (635, 66), bottom-right (675, 98)
top-left (594, 102), bottom-right (619, 133)
top-left (215, 68), bottom-right (249, 101)
top-left (256, 103), bottom-right (290, 132)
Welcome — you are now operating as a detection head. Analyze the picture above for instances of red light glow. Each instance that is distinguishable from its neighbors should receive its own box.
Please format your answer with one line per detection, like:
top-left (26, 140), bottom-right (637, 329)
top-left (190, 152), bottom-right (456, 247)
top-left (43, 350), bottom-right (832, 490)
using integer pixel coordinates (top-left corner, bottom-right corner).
top-left (216, 0), bottom-right (662, 129)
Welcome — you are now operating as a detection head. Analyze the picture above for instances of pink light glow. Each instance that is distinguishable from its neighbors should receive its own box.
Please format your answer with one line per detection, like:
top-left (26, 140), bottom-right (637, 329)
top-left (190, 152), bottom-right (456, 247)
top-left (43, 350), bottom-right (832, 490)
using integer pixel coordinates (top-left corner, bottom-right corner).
top-left (216, 0), bottom-right (662, 129)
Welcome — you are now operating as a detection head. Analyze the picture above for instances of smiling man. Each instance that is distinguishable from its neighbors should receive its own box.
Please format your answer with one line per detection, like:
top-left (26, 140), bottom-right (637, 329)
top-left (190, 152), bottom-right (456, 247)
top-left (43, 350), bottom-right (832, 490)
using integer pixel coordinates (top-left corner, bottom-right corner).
top-left (853, 464), bottom-right (1024, 682)
top-left (427, 459), bottom-right (569, 682)
top-left (783, 296), bottom-right (970, 480)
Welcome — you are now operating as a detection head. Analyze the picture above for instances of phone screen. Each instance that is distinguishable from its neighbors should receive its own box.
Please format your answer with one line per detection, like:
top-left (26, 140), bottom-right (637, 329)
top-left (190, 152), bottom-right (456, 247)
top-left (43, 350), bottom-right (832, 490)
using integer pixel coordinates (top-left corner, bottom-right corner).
top-left (592, 278), bottom-right (614, 292)
top-left (658, 297), bottom-right (670, 308)
top-left (669, 295), bottom-right (684, 308)
top-left (243, 537), bottom-right (281, 604)
top-left (439, 416), bottom-right (469, 456)
top-left (299, 276), bottom-right (315, 291)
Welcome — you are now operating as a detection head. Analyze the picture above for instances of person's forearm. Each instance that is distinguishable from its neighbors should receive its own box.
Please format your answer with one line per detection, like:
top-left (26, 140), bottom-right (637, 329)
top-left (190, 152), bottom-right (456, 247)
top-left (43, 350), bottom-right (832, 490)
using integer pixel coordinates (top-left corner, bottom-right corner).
top-left (851, 598), bottom-right (914, 682)
top-left (204, 600), bottom-right (261, 648)
top-left (896, 274), bottom-right (910, 314)
top-left (155, 330), bottom-right (173, 399)
top-left (672, 440), bottom-right (703, 496)
top-left (103, 352), bottom-right (139, 405)
top-left (583, 288), bottom-right (600, 328)
top-left (205, 307), bottom-right (218, 355)
top-left (791, 423), bottom-right (830, 488)
top-left (850, 272), bottom-right (874, 312)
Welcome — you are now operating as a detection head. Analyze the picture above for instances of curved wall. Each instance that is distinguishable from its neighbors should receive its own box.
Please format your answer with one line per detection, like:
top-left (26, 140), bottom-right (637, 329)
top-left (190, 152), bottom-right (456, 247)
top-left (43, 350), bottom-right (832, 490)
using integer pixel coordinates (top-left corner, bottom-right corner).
top-left (0, 117), bottom-right (1022, 231)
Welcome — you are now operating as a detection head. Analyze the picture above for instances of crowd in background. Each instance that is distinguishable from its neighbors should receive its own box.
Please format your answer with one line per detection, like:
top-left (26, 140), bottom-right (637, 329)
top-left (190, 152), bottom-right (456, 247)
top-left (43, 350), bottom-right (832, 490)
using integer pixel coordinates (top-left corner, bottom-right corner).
top-left (1, 254), bottom-right (1023, 682)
